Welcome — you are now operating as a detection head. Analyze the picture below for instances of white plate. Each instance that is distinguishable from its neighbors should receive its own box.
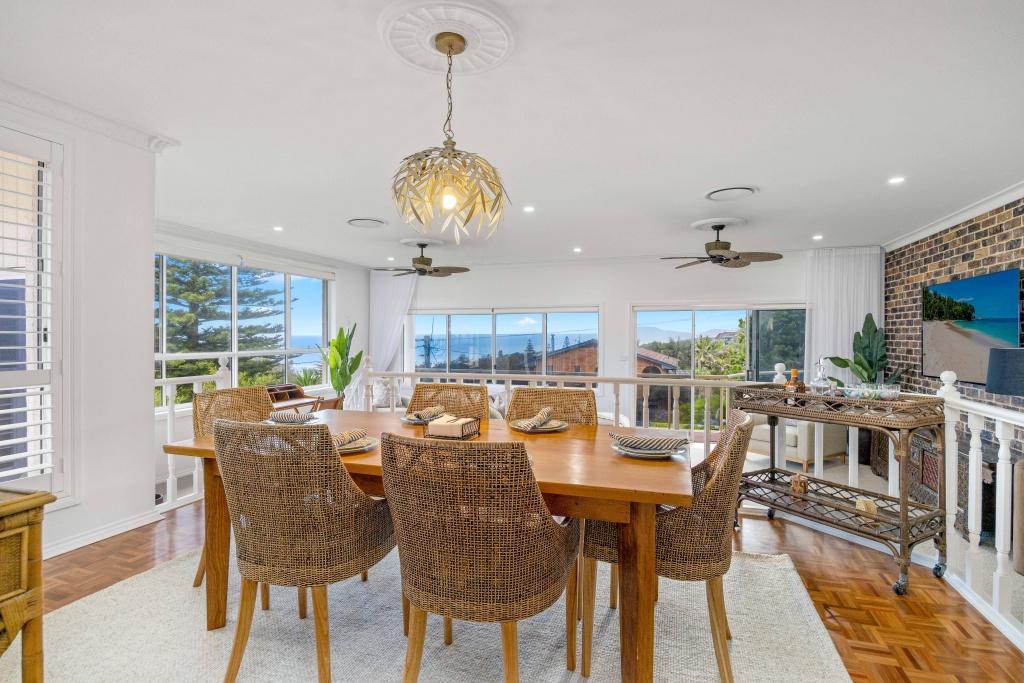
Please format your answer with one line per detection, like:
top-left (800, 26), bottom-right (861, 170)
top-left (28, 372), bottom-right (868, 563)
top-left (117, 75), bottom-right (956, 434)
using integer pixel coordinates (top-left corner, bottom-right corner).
top-left (336, 436), bottom-right (379, 454)
top-left (510, 419), bottom-right (569, 433)
top-left (612, 444), bottom-right (687, 460)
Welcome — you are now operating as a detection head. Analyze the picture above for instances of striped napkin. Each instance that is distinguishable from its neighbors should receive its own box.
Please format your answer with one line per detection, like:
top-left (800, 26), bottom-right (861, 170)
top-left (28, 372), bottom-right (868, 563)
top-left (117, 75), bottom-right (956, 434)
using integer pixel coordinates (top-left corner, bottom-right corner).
top-left (609, 432), bottom-right (688, 453)
top-left (518, 407), bottom-right (553, 431)
top-left (269, 411), bottom-right (315, 424)
top-left (333, 428), bottom-right (367, 448)
top-left (409, 405), bottom-right (445, 421)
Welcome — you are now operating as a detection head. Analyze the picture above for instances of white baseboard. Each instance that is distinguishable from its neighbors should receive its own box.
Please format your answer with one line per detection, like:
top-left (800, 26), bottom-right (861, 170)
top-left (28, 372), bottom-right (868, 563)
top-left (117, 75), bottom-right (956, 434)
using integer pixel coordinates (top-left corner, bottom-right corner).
top-left (944, 573), bottom-right (1024, 652)
top-left (43, 509), bottom-right (165, 560)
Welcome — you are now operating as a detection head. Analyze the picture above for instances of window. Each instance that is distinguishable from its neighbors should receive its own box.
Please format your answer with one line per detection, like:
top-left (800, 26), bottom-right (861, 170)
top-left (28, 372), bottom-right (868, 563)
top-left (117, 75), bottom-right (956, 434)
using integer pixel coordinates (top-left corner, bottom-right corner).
top-left (153, 255), bottom-right (329, 404)
top-left (0, 132), bottom-right (61, 488)
top-left (750, 309), bottom-right (807, 382)
top-left (411, 310), bottom-right (599, 376)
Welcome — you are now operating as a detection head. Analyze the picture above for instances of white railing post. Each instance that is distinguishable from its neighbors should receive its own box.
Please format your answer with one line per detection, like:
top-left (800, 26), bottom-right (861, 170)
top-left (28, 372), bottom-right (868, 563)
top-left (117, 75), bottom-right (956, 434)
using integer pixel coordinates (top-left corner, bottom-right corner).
top-left (937, 371), bottom-right (960, 537)
top-left (887, 438), bottom-right (899, 497)
top-left (641, 384), bottom-right (650, 428)
top-left (389, 376), bottom-right (398, 413)
top-left (163, 385), bottom-right (178, 507)
top-left (363, 356), bottom-right (374, 412)
top-left (813, 422), bottom-right (824, 478)
top-left (703, 386), bottom-right (711, 452)
top-left (215, 356), bottom-right (230, 389)
top-left (670, 385), bottom-right (680, 430)
top-left (965, 411), bottom-right (985, 591)
top-left (847, 427), bottom-right (859, 488)
top-left (613, 383), bottom-right (621, 428)
top-left (992, 419), bottom-right (1013, 615)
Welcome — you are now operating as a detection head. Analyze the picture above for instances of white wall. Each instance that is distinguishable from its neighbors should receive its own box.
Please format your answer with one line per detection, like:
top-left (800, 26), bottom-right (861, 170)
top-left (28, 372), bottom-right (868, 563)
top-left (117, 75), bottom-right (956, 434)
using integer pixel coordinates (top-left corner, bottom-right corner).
top-left (0, 81), bottom-right (164, 556)
top-left (410, 252), bottom-right (808, 380)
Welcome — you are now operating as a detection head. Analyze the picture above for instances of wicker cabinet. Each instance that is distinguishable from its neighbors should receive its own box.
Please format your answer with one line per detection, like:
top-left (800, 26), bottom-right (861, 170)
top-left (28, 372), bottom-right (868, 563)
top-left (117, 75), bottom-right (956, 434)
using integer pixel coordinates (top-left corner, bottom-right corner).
top-left (0, 488), bottom-right (55, 682)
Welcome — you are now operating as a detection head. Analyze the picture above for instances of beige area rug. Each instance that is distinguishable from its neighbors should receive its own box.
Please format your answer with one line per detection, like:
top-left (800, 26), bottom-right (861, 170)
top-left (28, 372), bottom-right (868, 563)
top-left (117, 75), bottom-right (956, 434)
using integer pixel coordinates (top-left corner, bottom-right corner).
top-left (0, 549), bottom-right (849, 682)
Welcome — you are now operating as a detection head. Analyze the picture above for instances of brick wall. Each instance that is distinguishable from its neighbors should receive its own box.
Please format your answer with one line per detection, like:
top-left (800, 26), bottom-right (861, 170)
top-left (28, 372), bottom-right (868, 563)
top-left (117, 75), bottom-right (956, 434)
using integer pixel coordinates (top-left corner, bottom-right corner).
top-left (884, 197), bottom-right (1024, 411)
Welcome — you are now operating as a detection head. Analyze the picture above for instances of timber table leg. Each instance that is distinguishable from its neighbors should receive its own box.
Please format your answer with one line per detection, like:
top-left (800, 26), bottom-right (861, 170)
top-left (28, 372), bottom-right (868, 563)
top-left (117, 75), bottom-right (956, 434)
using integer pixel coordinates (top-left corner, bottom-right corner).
top-left (618, 502), bottom-right (656, 683)
top-left (22, 518), bottom-right (44, 683)
top-left (203, 458), bottom-right (231, 630)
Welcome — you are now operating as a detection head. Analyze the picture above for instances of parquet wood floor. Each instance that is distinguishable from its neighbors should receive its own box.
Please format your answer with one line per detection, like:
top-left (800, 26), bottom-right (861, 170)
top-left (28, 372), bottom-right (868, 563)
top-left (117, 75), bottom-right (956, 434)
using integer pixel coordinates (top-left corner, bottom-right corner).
top-left (41, 503), bottom-right (1024, 681)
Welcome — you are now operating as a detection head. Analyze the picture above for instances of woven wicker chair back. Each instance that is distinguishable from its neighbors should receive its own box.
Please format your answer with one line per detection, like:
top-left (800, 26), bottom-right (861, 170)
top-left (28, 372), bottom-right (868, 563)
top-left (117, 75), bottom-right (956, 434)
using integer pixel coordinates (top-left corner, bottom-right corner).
top-left (380, 432), bottom-right (579, 623)
top-left (505, 386), bottom-right (598, 425)
top-left (213, 421), bottom-right (395, 586)
top-left (192, 387), bottom-right (273, 438)
top-left (406, 383), bottom-right (489, 422)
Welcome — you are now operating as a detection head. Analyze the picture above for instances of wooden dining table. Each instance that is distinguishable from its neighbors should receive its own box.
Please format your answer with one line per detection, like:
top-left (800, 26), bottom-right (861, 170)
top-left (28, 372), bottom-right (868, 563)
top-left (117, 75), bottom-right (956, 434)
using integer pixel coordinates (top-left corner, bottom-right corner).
top-left (163, 409), bottom-right (693, 683)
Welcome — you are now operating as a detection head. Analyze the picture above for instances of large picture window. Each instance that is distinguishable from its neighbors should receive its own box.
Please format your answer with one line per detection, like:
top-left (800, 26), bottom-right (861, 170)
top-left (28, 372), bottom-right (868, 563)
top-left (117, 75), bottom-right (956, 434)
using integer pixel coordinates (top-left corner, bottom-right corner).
top-left (154, 255), bottom-right (329, 404)
top-left (412, 310), bottom-right (599, 376)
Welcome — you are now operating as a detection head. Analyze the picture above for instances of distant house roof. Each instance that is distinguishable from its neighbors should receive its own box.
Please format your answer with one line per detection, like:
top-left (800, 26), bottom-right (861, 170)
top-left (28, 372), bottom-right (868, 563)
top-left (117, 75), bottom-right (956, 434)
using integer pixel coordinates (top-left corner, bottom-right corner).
top-left (636, 347), bottom-right (680, 369)
top-left (714, 331), bottom-right (737, 341)
top-left (546, 339), bottom-right (681, 371)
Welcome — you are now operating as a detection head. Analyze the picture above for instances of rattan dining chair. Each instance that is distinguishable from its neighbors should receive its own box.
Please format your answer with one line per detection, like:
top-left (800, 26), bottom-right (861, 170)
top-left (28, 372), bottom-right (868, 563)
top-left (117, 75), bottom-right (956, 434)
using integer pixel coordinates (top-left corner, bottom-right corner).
top-left (380, 433), bottom-right (581, 683)
top-left (578, 409), bottom-right (755, 682)
top-left (214, 420), bottom-right (396, 683)
top-left (505, 386), bottom-right (598, 425)
top-left (406, 382), bottom-right (490, 422)
top-left (190, 387), bottom-right (273, 598)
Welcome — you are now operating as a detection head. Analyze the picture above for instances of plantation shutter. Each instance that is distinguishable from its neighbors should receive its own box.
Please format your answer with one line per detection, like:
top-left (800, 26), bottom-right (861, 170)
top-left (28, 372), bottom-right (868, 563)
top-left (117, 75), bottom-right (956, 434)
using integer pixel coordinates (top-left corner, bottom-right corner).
top-left (0, 126), bottom-right (61, 489)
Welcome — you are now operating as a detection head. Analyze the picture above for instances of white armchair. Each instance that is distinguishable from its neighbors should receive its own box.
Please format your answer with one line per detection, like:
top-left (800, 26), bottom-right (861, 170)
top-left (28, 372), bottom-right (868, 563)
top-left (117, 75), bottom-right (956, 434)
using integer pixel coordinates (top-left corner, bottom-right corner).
top-left (746, 413), bottom-right (848, 473)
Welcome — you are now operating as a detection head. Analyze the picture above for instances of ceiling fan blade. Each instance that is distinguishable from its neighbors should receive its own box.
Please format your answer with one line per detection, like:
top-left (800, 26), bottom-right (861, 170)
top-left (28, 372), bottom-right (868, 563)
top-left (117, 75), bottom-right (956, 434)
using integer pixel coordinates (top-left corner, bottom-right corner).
top-left (737, 251), bottom-right (783, 262)
top-left (661, 256), bottom-right (707, 260)
top-left (372, 267), bottom-right (414, 272)
top-left (392, 270), bottom-right (419, 277)
top-left (426, 270), bottom-right (453, 277)
top-left (432, 266), bottom-right (470, 274)
top-left (675, 259), bottom-right (710, 269)
top-left (707, 248), bottom-right (739, 259)
top-left (720, 259), bottom-right (751, 268)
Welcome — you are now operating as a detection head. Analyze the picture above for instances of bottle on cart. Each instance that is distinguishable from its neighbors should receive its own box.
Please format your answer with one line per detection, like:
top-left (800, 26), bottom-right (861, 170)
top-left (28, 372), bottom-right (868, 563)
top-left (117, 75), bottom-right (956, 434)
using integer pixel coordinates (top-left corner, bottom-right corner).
top-left (784, 368), bottom-right (806, 394)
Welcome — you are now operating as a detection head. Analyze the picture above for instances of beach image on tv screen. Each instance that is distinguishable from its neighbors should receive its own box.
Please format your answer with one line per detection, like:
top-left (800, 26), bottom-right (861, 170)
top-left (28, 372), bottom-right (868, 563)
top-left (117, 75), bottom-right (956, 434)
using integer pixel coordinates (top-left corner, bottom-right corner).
top-left (922, 268), bottom-right (1021, 383)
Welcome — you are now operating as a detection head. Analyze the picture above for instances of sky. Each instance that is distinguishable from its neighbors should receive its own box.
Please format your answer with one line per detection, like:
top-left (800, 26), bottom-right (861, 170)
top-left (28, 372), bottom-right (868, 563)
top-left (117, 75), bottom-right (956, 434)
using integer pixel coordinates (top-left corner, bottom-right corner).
top-left (927, 268), bottom-right (1019, 320)
top-left (636, 309), bottom-right (745, 336)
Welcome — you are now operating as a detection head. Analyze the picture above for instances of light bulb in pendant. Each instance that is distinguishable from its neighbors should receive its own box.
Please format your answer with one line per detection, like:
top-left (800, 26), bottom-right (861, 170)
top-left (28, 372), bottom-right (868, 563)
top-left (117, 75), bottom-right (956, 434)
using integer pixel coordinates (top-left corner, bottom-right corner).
top-left (441, 190), bottom-right (457, 211)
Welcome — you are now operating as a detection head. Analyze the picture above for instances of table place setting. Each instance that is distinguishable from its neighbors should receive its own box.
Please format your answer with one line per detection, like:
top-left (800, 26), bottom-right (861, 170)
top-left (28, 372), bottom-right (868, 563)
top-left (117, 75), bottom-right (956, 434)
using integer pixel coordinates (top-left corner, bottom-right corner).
top-left (401, 404), bottom-right (445, 425)
top-left (508, 406), bottom-right (568, 434)
top-left (424, 414), bottom-right (481, 440)
top-left (333, 427), bottom-right (378, 454)
top-left (609, 432), bottom-right (689, 460)
top-left (266, 410), bottom-right (318, 424)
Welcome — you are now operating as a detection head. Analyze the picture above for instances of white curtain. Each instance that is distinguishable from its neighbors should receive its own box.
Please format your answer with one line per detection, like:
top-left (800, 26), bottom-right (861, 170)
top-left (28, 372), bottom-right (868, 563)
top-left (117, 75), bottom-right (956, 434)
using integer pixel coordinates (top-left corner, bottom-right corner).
top-left (369, 270), bottom-right (417, 374)
top-left (804, 246), bottom-right (884, 385)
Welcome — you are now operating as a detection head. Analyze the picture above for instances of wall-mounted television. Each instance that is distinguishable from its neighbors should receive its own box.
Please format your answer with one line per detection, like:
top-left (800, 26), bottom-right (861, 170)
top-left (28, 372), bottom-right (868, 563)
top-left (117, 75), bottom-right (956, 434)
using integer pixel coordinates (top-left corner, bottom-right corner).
top-left (922, 268), bottom-right (1021, 384)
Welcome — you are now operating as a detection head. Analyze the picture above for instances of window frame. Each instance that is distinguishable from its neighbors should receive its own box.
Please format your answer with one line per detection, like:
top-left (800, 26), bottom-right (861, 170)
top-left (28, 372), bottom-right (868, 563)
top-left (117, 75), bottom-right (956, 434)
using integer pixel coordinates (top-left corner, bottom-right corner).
top-left (153, 253), bottom-right (331, 393)
top-left (408, 306), bottom-right (601, 377)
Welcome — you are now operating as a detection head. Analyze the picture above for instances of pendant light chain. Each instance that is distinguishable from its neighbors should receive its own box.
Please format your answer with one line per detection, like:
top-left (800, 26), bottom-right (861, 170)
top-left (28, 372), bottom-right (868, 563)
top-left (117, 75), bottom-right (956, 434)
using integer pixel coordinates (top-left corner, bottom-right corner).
top-left (443, 47), bottom-right (455, 142)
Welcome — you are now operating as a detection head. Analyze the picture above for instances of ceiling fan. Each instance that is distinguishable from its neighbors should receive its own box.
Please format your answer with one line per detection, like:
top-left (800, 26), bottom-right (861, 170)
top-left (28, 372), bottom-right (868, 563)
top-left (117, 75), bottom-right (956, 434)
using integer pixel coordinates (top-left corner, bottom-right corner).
top-left (660, 225), bottom-right (783, 269)
top-left (372, 242), bottom-right (470, 278)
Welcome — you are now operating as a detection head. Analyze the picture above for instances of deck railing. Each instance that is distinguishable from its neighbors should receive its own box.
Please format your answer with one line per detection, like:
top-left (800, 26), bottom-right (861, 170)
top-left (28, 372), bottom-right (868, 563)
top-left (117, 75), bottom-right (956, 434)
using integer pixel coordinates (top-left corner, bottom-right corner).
top-left (153, 356), bottom-right (230, 512)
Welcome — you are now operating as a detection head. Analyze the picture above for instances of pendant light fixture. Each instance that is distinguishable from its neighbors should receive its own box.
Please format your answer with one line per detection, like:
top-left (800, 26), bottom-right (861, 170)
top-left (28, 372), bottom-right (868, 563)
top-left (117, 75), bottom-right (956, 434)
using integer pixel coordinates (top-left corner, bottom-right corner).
top-left (392, 32), bottom-right (507, 244)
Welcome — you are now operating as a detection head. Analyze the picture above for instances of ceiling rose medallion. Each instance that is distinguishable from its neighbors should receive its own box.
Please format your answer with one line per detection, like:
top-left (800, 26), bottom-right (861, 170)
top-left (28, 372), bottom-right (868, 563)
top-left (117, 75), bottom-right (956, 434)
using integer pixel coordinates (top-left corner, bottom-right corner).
top-left (391, 31), bottom-right (507, 244)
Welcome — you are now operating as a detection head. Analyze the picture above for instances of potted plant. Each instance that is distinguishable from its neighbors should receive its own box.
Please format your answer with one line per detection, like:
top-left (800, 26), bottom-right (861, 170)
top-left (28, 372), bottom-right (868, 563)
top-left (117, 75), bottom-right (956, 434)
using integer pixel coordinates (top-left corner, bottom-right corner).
top-left (826, 313), bottom-right (904, 470)
top-left (317, 323), bottom-right (363, 409)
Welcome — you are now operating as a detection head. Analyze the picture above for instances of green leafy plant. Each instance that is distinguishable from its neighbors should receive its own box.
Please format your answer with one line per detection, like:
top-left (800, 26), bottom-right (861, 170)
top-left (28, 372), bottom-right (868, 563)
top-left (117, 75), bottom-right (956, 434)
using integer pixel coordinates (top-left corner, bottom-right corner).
top-left (826, 313), bottom-right (905, 387)
top-left (291, 366), bottom-right (322, 387)
top-left (318, 324), bottom-right (363, 398)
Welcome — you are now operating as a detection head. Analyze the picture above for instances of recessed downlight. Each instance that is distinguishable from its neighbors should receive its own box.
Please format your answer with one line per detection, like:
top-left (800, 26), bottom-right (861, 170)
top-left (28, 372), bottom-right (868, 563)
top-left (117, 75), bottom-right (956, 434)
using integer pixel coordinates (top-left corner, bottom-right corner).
top-left (272, 225), bottom-right (284, 232)
top-left (523, 206), bottom-right (535, 213)
top-left (888, 176), bottom-right (905, 185)
top-left (387, 256), bottom-right (395, 261)
top-left (704, 186), bottom-right (758, 202)
top-left (573, 247), bottom-right (582, 253)
top-left (347, 217), bottom-right (388, 229)
top-left (812, 234), bottom-right (824, 241)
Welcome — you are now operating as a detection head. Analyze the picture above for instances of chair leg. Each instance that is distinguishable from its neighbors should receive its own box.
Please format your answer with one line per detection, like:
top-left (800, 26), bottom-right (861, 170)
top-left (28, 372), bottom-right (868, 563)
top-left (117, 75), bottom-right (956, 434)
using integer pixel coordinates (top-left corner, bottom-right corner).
top-left (298, 586), bottom-right (307, 619)
top-left (402, 593), bottom-right (410, 637)
top-left (609, 564), bottom-right (618, 609)
top-left (444, 617), bottom-right (453, 645)
top-left (361, 569), bottom-right (369, 582)
top-left (577, 522), bottom-right (586, 622)
top-left (706, 577), bottom-right (734, 683)
top-left (501, 622), bottom-right (519, 683)
top-left (402, 605), bottom-right (427, 683)
top-left (802, 461), bottom-right (809, 473)
top-left (311, 585), bottom-right (332, 683)
top-left (565, 557), bottom-right (578, 671)
top-left (581, 557), bottom-right (598, 678)
top-left (260, 582), bottom-right (270, 610)
top-left (192, 544), bottom-right (207, 588)
top-left (708, 576), bottom-right (732, 640)
top-left (224, 578), bottom-right (258, 683)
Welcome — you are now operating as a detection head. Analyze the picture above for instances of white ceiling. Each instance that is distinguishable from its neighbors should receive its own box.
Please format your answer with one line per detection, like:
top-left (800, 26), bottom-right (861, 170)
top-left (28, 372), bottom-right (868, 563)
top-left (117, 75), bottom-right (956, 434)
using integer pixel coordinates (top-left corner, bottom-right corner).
top-left (2, 0), bottom-right (1023, 267)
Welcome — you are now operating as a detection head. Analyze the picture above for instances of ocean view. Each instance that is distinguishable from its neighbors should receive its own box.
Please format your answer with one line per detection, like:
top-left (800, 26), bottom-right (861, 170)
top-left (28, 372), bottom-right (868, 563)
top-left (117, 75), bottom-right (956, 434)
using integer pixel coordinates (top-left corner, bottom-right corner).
top-left (952, 318), bottom-right (1019, 346)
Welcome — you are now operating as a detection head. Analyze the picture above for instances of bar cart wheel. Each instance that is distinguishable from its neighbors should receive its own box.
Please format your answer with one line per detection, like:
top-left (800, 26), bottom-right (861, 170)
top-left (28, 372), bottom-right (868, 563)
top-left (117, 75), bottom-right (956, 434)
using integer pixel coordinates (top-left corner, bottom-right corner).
top-left (932, 564), bottom-right (946, 578)
top-left (892, 577), bottom-right (908, 595)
